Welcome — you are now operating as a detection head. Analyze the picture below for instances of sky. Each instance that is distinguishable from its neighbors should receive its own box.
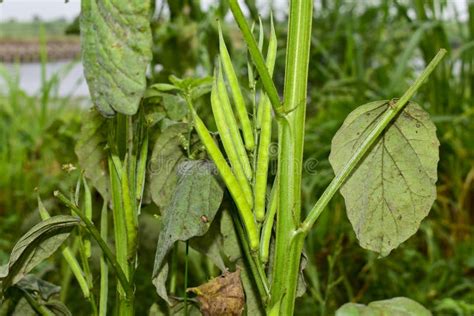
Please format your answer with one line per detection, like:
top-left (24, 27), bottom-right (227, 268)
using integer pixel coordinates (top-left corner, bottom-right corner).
top-left (0, 0), bottom-right (81, 22)
top-left (0, 0), bottom-right (282, 22)
top-left (0, 0), bottom-right (469, 22)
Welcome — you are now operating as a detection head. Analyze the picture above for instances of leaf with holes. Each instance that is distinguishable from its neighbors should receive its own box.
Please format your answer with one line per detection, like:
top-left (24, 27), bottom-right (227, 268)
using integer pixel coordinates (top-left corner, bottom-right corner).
top-left (329, 101), bottom-right (439, 256)
top-left (81, 0), bottom-right (152, 116)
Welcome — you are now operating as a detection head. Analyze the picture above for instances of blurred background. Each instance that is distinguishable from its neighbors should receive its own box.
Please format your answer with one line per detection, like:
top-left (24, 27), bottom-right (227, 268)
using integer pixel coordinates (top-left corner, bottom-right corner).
top-left (0, 0), bottom-right (473, 315)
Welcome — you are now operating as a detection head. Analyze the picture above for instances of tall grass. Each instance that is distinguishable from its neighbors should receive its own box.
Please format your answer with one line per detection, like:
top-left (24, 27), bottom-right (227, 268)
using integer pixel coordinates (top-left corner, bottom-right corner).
top-left (0, 33), bottom-right (85, 256)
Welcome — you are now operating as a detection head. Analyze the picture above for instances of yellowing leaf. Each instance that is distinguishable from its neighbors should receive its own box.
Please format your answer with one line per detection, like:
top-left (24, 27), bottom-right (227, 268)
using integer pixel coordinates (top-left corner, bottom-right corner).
top-left (329, 101), bottom-right (439, 256)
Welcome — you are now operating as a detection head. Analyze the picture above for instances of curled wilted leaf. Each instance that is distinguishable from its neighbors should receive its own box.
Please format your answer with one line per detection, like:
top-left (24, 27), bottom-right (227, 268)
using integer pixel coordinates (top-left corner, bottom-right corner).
top-left (329, 101), bottom-right (439, 256)
top-left (187, 269), bottom-right (245, 316)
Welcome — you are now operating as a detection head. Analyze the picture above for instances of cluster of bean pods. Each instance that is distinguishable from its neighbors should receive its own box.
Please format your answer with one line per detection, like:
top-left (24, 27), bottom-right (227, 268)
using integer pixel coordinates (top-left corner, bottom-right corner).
top-left (187, 19), bottom-right (277, 261)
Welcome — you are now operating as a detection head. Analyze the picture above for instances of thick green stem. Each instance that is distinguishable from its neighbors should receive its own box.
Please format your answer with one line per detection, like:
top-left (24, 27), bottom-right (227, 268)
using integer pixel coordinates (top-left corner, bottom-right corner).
top-left (301, 49), bottom-right (447, 233)
top-left (270, 0), bottom-right (313, 314)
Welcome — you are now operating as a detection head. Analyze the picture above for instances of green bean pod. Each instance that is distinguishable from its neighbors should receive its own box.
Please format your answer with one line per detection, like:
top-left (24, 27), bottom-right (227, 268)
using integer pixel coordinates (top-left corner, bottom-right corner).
top-left (260, 178), bottom-right (278, 263)
top-left (212, 76), bottom-right (253, 206)
top-left (256, 15), bottom-right (278, 128)
top-left (83, 176), bottom-right (93, 258)
top-left (135, 132), bottom-right (149, 203)
top-left (216, 65), bottom-right (253, 180)
top-left (188, 103), bottom-right (259, 251)
top-left (254, 18), bottom-right (278, 222)
top-left (218, 23), bottom-right (255, 151)
top-left (120, 156), bottom-right (138, 261)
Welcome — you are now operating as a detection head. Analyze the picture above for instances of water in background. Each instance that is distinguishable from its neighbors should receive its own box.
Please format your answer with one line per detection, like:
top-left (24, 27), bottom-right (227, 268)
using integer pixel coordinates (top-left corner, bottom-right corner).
top-left (1, 61), bottom-right (90, 97)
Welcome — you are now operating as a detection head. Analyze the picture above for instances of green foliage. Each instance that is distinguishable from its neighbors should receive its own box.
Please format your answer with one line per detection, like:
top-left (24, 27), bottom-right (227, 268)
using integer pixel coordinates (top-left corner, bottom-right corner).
top-left (152, 160), bottom-right (224, 303)
top-left (80, 0), bottom-right (152, 116)
top-left (149, 123), bottom-right (189, 209)
top-left (74, 109), bottom-right (109, 199)
top-left (0, 215), bottom-right (79, 290)
top-left (336, 297), bottom-right (431, 316)
top-left (1, 1), bottom-right (473, 315)
top-left (329, 101), bottom-right (439, 256)
top-left (1, 275), bottom-right (71, 316)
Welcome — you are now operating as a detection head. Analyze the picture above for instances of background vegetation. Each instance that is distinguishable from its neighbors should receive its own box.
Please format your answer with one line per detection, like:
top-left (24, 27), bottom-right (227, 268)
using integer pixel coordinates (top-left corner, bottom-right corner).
top-left (0, 0), bottom-right (473, 315)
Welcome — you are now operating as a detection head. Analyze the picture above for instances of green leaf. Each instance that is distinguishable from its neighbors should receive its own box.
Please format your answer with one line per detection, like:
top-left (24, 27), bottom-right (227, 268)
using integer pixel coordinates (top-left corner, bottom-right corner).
top-left (329, 101), bottom-right (439, 256)
top-left (4, 276), bottom-right (71, 316)
top-left (220, 210), bottom-right (242, 263)
top-left (189, 216), bottom-right (226, 272)
top-left (0, 216), bottom-right (80, 290)
top-left (152, 160), bottom-right (224, 303)
top-left (15, 275), bottom-right (60, 301)
top-left (336, 297), bottom-right (432, 316)
top-left (148, 123), bottom-right (188, 210)
top-left (162, 93), bottom-right (188, 121)
top-left (80, 0), bottom-right (152, 116)
top-left (75, 108), bottom-right (109, 199)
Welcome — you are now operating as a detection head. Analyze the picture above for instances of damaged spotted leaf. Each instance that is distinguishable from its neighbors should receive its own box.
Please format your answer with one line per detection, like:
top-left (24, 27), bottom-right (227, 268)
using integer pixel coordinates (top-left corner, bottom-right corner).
top-left (152, 160), bottom-right (223, 303)
top-left (329, 101), bottom-right (439, 256)
top-left (81, 0), bottom-right (152, 116)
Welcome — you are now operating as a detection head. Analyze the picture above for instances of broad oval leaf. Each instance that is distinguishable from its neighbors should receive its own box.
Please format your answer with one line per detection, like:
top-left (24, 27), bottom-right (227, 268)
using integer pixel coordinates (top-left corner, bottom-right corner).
top-left (81, 0), bottom-right (152, 116)
top-left (336, 297), bottom-right (432, 316)
top-left (329, 101), bottom-right (439, 256)
top-left (152, 160), bottom-right (224, 303)
top-left (148, 123), bottom-right (188, 210)
top-left (0, 215), bottom-right (80, 290)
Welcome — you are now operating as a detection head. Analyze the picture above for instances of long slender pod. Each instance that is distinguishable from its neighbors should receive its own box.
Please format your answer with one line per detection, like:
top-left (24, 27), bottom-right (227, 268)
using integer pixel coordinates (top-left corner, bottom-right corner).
top-left (218, 23), bottom-right (255, 151)
top-left (99, 201), bottom-right (109, 316)
top-left (186, 99), bottom-right (259, 251)
top-left (107, 156), bottom-right (130, 295)
top-left (120, 156), bottom-right (138, 261)
top-left (254, 18), bottom-right (278, 222)
top-left (212, 75), bottom-right (253, 206)
top-left (259, 177), bottom-right (278, 263)
top-left (216, 65), bottom-right (253, 180)
top-left (82, 176), bottom-right (93, 258)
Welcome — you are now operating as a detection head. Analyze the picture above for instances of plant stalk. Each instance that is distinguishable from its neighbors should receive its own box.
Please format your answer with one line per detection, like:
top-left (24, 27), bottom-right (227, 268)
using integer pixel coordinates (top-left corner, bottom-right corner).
top-left (270, 0), bottom-right (313, 314)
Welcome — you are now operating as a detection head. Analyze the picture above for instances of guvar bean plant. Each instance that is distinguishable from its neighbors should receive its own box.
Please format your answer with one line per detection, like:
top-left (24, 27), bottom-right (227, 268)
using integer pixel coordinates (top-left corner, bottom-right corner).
top-left (0, 0), bottom-right (446, 315)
